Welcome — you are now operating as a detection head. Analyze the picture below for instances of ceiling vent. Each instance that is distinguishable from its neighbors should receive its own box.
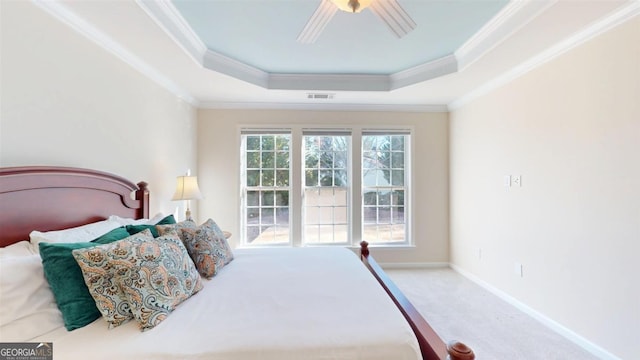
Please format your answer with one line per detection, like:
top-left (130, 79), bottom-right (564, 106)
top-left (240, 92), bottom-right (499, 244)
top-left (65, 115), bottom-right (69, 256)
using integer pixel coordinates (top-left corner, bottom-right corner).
top-left (307, 93), bottom-right (335, 100)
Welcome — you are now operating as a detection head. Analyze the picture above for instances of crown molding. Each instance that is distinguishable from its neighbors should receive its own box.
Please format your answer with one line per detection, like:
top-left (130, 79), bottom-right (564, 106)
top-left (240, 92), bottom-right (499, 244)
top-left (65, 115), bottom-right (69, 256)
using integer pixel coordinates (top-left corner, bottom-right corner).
top-left (268, 74), bottom-right (391, 91)
top-left (34, 0), bottom-right (636, 110)
top-left (32, 0), bottom-right (198, 106)
top-left (199, 101), bottom-right (448, 113)
top-left (136, 0), bottom-right (206, 66)
top-left (391, 54), bottom-right (458, 90)
top-left (455, 0), bottom-right (558, 71)
top-left (203, 50), bottom-right (270, 89)
top-left (449, 1), bottom-right (640, 111)
top-left (133, 0), bottom-right (481, 92)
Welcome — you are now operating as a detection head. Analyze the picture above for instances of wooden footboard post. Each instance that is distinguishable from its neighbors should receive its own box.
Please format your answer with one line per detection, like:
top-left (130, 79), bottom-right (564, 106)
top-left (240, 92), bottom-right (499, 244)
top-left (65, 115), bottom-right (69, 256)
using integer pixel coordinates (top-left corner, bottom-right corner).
top-left (359, 241), bottom-right (475, 360)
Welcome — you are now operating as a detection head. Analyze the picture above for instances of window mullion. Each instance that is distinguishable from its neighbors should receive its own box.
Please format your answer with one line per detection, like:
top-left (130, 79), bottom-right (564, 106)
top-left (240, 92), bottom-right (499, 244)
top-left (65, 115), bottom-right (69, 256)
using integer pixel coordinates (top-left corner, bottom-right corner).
top-left (351, 128), bottom-right (362, 246)
top-left (290, 128), bottom-right (303, 247)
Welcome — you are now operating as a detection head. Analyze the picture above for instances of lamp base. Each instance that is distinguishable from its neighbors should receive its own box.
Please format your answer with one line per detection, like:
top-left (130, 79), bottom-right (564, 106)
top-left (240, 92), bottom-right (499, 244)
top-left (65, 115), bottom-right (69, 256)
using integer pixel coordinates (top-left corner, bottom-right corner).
top-left (184, 208), bottom-right (194, 222)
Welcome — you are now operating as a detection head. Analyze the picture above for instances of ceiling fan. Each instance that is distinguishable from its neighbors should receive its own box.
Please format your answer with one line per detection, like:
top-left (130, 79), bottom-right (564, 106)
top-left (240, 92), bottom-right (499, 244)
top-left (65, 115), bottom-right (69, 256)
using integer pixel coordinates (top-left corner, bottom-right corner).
top-left (297, 0), bottom-right (417, 44)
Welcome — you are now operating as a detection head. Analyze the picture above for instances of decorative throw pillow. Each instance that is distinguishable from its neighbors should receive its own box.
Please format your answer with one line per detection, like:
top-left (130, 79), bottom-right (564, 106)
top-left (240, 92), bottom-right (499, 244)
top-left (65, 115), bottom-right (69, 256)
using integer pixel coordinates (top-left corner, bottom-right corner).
top-left (156, 219), bottom-right (197, 237)
top-left (204, 218), bottom-right (234, 265)
top-left (125, 214), bottom-right (176, 237)
top-left (38, 226), bottom-right (132, 330)
top-left (72, 230), bottom-right (155, 329)
top-left (114, 231), bottom-right (203, 331)
top-left (180, 219), bottom-right (234, 278)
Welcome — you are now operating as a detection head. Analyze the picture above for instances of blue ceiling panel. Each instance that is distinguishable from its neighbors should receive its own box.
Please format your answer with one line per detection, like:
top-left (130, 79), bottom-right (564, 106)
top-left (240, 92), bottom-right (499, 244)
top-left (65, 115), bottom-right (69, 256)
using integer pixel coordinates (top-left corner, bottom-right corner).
top-left (172, 0), bottom-right (509, 75)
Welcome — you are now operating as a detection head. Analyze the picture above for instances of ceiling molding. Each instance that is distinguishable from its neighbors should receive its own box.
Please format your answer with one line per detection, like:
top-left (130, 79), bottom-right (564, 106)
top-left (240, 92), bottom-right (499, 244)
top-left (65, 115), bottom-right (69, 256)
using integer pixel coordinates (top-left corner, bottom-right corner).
top-left (136, 0), bottom-right (206, 66)
top-left (455, 0), bottom-right (557, 71)
top-left (32, 0), bottom-right (198, 106)
top-left (268, 74), bottom-right (391, 91)
top-left (199, 101), bottom-right (449, 113)
top-left (33, 0), bottom-right (635, 111)
top-left (448, 1), bottom-right (640, 111)
top-left (390, 54), bottom-right (458, 90)
top-left (136, 0), bottom-right (532, 92)
top-left (203, 50), bottom-right (269, 89)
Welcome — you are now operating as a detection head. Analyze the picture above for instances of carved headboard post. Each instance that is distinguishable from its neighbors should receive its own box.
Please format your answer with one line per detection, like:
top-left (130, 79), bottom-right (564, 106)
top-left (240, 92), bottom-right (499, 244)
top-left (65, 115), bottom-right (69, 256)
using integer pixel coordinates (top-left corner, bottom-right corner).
top-left (136, 181), bottom-right (150, 219)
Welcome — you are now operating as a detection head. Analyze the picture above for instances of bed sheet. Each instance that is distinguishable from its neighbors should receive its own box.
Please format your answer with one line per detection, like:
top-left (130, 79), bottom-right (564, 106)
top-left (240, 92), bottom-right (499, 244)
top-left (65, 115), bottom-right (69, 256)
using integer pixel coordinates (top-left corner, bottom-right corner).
top-left (32, 247), bottom-right (421, 360)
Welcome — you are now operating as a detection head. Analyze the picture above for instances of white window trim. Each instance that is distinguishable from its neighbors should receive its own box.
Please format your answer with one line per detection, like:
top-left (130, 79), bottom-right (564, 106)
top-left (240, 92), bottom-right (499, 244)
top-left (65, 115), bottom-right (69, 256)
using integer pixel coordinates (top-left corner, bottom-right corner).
top-left (360, 132), bottom-right (411, 246)
top-left (239, 124), bottom-right (414, 247)
top-left (301, 132), bottom-right (352, 246)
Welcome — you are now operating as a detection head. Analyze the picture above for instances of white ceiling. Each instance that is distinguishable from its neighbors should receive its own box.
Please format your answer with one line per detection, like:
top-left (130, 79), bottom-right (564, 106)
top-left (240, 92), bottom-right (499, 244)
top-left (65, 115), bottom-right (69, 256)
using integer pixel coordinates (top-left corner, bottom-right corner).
top-left (35, 0), bottom-right (638, 111)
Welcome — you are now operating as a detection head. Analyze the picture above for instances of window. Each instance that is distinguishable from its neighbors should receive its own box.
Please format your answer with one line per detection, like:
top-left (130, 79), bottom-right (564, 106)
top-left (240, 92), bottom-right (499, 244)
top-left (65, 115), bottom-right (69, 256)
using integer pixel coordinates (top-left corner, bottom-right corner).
top-left (362, 133), bottom-right (408, 244)
top-left (241, 127), bottom-right (411, 247)
top-left (303, 133), bottom-right (350, 244)
top-left (241, 133), bottom-right (291, 245)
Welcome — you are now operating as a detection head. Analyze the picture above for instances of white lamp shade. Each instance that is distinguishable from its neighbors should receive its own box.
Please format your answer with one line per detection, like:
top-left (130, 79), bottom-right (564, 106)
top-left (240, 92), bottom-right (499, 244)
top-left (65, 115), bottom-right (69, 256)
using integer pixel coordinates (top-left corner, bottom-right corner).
top-left (172, 176), bottom-right (203, 201)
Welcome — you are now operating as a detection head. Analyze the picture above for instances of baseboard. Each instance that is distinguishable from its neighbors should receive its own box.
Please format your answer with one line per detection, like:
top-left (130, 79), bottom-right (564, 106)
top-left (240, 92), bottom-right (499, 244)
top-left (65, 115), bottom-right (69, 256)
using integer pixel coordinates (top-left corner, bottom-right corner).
top-left (449, 264), bottom-right (622, 360)
top-left (379, 262), bottom-right (449, 269)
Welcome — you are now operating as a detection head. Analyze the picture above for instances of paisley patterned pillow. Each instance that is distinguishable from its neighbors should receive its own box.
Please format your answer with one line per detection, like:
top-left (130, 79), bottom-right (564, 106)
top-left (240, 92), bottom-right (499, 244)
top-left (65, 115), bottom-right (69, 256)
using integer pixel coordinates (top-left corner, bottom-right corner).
top-left (156, 219), bottom-right (197, 237)
top-left (72, 229), bottom-right (154, 328)
top-left (204, 218), bottom-right (234, 265)
top-left (114, 231), bottom-right (203, 331)
top-left (180, 219), bottom-right (234, 279)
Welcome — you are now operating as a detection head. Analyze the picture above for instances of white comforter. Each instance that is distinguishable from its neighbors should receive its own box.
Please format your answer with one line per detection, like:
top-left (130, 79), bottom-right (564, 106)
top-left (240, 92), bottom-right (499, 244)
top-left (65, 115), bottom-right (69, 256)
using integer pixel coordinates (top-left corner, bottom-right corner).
top-left (32, 247), bottom-right (421, 360)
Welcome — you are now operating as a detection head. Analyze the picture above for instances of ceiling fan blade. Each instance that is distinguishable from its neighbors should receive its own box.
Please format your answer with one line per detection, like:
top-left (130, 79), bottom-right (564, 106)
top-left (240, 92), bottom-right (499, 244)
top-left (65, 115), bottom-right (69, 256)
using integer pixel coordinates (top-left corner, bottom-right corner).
top-left (297, 0), bottom-right (338, 44)
top-left (369, 0), bottom-right (416, 38)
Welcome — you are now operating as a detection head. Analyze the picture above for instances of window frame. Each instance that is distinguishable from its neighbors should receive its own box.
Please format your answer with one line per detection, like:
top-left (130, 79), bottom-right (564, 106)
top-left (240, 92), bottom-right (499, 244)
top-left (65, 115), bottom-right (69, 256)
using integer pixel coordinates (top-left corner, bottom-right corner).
top-left (239, 125), bottom-right (413, 248)
top-left (361, 131), bottom-right (411, 245)
top-left (302, 131), bottom-right (352, 246)
top-left (240, 131), bottom-right (293, 246)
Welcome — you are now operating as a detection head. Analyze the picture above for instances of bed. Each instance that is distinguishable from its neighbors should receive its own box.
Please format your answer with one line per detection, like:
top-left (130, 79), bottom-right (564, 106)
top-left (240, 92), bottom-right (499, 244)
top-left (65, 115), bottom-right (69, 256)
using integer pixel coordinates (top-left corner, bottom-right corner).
top-left (0, 166), bottom-right (474, 360)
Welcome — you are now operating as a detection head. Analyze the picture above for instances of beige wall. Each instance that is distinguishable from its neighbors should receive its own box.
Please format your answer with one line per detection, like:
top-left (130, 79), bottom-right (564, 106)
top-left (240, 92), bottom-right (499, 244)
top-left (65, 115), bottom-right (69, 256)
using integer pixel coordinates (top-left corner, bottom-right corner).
top-left (0, 1), bottom-right (198, 218)
top-left (449, 18), bottom-right (639, 360)
top-left (197, 109), bottom-right (450, 264)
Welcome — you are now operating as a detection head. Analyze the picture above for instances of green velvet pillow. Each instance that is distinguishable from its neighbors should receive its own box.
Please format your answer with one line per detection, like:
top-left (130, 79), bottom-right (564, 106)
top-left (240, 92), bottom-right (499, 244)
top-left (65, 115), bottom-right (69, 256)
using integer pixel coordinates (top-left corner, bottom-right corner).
top-left (39, 227), bottom-right (131, 330)
top-left (125, 214), bottom-right (176, 237)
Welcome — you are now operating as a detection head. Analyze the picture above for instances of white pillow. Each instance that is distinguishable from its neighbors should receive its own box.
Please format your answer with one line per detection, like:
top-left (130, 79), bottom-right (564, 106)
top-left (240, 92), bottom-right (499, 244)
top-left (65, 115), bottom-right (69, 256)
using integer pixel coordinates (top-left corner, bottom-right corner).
top-left (0, 240), bottom-right (36, 258)
top-left (0, 252), bottom-right (64, 341)
top-left (108, 212), bottom-right (165, 226)
top-left (29, 219), bottom-right (122, 248)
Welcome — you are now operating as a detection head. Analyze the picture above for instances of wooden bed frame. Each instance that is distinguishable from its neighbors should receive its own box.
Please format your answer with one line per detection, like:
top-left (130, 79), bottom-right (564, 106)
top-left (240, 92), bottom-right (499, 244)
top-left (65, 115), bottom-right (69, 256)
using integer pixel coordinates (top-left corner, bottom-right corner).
top-left (0, 166), bottom-right (149, 247)
top-left (0, 166), bottom-right (473, 360)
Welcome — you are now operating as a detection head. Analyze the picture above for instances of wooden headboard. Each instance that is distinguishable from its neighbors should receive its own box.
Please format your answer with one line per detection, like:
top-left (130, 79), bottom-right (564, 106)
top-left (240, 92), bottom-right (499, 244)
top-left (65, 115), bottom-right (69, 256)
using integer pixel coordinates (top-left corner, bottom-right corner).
top-left (0, 166), bottom-right (149, 247)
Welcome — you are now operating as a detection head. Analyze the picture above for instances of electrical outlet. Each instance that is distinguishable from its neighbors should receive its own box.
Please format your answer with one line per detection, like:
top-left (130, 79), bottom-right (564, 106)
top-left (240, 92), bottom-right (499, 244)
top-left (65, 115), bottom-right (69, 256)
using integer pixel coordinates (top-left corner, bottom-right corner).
top-left (478, 248), bottom-right (482, 260)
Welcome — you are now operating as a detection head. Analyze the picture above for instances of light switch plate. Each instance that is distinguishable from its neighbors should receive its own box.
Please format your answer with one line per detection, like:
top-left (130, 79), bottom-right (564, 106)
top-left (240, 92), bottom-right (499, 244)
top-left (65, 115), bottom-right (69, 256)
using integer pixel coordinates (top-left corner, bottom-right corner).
top-left (504, 175), bottom-right (511, 187)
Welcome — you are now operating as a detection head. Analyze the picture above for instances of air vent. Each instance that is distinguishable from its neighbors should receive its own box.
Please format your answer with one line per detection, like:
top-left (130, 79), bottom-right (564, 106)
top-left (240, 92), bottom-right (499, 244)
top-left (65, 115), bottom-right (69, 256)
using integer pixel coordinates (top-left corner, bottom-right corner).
top-left (307, 93), bottom-right (335, 100)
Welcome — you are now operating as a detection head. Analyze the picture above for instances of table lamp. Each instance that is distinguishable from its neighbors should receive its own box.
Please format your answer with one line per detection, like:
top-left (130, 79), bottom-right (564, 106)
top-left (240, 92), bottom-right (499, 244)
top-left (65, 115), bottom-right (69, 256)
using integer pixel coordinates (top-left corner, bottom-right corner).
top-left (172, 173), bottom-right (203, 221)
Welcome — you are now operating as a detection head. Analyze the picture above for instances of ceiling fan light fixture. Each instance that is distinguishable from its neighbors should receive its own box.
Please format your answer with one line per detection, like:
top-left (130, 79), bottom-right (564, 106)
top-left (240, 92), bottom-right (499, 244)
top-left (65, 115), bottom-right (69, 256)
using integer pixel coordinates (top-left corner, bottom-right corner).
top-left (330, 0), bottom-right (374, 13)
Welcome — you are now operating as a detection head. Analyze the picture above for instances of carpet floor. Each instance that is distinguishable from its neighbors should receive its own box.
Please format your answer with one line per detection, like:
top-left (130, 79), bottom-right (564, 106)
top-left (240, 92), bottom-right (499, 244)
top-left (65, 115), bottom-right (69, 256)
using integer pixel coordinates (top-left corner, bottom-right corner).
top-left (386, 268), bottom-right (600, 360)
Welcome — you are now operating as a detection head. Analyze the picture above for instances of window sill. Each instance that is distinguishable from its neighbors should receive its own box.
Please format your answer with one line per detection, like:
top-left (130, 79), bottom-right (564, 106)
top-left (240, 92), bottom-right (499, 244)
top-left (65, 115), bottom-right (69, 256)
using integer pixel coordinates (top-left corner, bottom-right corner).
top-left (237, 243), bottom-right (416, 249)
top-left (347, 243), bottom-right (416, 250)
